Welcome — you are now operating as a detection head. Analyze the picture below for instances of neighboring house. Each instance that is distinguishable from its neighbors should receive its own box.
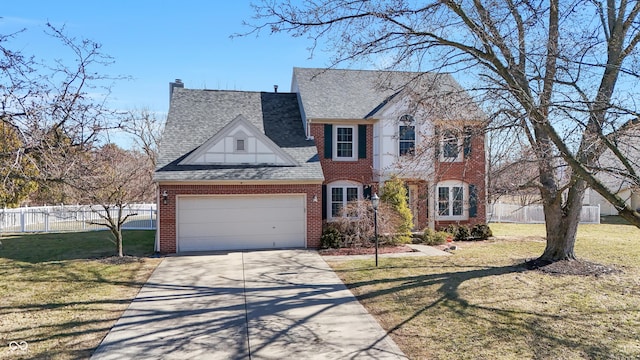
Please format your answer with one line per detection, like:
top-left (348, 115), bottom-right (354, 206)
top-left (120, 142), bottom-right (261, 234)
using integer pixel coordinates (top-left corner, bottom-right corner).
top-left (155, 68), bottom-right (487, 253)
top-left (585, 120), bottom-right (640, 216)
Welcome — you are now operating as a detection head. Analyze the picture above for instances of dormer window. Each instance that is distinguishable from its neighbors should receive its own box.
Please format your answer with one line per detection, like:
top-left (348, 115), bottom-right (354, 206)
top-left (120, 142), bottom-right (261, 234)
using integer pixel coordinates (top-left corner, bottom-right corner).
top-left (234, 131), bottom-right (248, 153)
top-left (399, 115), bottom-right (415, 156)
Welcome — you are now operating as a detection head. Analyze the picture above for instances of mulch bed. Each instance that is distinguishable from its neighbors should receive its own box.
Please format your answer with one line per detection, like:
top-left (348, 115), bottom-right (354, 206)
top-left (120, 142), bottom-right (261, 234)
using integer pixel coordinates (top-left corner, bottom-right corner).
top-left (525, 259), bottom-right (621, 276)
top-left (319, 245), bottom-right (417, 256)
top-left (98, 255), bottom-right (145, 265)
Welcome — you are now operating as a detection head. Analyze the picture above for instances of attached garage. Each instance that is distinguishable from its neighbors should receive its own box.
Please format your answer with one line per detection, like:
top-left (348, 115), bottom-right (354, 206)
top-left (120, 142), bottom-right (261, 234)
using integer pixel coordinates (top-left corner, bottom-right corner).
top-left (177, 195), bottom-right (306, 252)
top-left (154, 89), bottom-right (324, 253)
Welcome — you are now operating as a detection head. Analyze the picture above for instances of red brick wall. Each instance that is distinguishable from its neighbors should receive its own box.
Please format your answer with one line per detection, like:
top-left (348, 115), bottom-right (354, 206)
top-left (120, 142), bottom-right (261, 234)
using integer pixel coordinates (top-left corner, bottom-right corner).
top-left (310, 123), bottom-right (373, 185)
top-left (157, 183), bottom-right (323, 254)
top-left (434, 130), bottom-right (487, 227)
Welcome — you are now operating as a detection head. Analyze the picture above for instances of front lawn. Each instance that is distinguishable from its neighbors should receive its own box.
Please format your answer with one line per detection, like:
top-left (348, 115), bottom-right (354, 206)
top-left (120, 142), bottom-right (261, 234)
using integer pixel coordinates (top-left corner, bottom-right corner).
top-left (0, 230), bottom-right (161, 359)
top-left (326, 222), bottom-right (640, 359)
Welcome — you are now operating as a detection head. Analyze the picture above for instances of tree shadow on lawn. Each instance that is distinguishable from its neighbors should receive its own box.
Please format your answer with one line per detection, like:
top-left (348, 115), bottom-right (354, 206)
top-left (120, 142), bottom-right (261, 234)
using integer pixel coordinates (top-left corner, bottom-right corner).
top-left (0, 230), bottom-right (155, 263)
top-left (90, 251), bottom-right (405, 359)
top-left (339, 261), bottom-right (634, 358)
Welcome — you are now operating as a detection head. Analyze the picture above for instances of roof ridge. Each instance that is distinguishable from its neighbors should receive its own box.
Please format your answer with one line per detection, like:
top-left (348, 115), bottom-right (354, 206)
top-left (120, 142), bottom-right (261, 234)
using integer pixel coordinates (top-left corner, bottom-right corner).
top-left (176, 88), bottom-right (296, 94)
top-left (293, 67), bottom-right (430, 75)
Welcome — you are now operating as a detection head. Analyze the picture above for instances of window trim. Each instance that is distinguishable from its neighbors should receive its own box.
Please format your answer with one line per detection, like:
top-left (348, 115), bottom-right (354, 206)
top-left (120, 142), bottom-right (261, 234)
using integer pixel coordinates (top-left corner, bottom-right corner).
top-left (439, 129), bottom-right (463, 162)
top-left (436, 180), bottom-right (468, 221)
top-left (333, 125), bottom-right (357, 161)
top-left (398, 115), bottom-right (416, 156)
top-left (233, 131), bottom-right (248, 153)
top-left (327, 180), bottom-right (362, 220)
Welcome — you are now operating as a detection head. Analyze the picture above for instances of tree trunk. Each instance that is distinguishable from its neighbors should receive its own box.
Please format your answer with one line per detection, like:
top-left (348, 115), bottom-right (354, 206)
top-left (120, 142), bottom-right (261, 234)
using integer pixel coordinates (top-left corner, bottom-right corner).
top-left (538, 177), bottom-right (586, 262)
top-left (111, 227), bottom-right (124, 257)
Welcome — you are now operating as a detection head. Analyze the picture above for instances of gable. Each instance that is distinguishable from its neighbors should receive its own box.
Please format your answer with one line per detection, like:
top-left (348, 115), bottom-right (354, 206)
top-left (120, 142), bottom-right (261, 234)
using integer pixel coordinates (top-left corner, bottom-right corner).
top-left (179, 115), bottom-right (298, 166)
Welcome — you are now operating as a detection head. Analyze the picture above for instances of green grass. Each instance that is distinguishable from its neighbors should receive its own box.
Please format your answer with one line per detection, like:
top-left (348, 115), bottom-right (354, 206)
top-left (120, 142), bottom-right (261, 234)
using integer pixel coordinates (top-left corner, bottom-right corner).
top-left (0, 230), bottom-right (161, 359)
top-left (327, 222), bottom-right (640, 359)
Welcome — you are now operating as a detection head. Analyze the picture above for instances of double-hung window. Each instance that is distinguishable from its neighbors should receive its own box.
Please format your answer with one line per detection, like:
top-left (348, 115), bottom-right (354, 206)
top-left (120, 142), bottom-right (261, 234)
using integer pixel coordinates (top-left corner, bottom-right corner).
top-left (334, 126), bottom-right (356, 161)
top-left (399, 115), bottom-right (415, 156)
top-left (440, 129), bottom-right (462, 162)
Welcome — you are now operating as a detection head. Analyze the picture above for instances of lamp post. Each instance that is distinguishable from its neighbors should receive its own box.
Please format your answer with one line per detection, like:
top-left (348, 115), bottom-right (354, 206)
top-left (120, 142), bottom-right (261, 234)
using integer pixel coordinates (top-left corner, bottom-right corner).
top-left (371, 193), bottom-right (379, 267)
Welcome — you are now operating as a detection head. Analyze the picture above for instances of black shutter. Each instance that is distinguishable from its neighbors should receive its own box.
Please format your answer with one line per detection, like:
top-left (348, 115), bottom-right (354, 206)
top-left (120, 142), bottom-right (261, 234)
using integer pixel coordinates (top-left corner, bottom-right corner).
top-left (463, 126), bottom-right (472, 157)
top-left (434, 126), bottom-right (441, 159)
top-left (324, 124), bottom-right (332, 159)
top-left (358, 124), bottom-right (367, 159)
top-left (469, 184), bottom-right (478, 218)
top-left (322, 185), bottom-right (327, 220)
top-left (363, 185), bottom-right (372, 199)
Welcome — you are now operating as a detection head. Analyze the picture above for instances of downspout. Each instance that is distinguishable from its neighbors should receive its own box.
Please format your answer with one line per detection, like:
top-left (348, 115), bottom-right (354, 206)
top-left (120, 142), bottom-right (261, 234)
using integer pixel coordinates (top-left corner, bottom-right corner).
top-left (154, 186), bottom-right (160, 253)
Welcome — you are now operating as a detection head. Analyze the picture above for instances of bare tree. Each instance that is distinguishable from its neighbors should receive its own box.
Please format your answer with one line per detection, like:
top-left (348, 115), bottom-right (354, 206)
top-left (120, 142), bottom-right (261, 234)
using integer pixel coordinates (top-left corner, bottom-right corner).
top-left (80, 144), bottom-right (155, 257)
top-left (246, 0), bottom-right (640, 263)
top-left (1, 23), bottom-right (125, 203)
top-left (122, 108), bottom-right (164, 168)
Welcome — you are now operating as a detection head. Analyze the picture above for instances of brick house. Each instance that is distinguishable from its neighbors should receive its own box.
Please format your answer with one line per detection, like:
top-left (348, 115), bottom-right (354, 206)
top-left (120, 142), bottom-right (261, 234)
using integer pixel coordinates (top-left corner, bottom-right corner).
top-left (155, 68), bottom-right (486, 253)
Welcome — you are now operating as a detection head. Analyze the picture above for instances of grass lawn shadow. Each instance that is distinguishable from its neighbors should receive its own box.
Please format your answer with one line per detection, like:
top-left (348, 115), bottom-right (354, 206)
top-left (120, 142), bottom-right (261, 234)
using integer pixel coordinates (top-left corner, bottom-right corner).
top-left (0, 230), bottom-right (156, 263)
top-left (327, 227), bottom-right (640, 359)
top-left (0, 230), bottom-right (161, 359)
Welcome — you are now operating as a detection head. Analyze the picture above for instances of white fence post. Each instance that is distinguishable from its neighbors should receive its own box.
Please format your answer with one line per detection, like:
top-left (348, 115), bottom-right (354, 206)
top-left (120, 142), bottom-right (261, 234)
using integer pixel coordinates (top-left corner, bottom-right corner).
top-left (20, 207), bottom-right (26, 232)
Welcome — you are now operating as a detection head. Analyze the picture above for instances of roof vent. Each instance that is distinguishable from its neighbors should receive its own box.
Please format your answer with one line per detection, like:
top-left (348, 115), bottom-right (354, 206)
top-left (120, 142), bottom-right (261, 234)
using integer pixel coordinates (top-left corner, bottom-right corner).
top-left (274, 85), bottom-right (278, 93)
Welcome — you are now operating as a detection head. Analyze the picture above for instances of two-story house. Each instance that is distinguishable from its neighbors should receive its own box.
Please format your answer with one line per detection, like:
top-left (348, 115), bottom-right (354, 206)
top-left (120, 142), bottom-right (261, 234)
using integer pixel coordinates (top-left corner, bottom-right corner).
top-left (292, 68), bottom-right (486, 231)
top-left (154, 68), bottom-right (486, 253)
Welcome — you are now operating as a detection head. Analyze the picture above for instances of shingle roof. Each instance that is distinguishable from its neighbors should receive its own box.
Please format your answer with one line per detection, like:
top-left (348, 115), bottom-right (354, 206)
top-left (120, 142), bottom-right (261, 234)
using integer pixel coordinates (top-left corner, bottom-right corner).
top-left (155, 89), bottom-right (324, 182)
top-left (292, 67), bottom-right (484, 120)
top-left (595, 123), bottom-right (640, 192)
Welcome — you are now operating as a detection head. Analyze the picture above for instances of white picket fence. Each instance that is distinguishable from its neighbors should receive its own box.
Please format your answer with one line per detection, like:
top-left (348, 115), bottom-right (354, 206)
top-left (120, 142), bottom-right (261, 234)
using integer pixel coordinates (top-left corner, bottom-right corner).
top-left (0, 204), bottom-right (157, 233)
top-left (488, 202), bottom-right (600, 224)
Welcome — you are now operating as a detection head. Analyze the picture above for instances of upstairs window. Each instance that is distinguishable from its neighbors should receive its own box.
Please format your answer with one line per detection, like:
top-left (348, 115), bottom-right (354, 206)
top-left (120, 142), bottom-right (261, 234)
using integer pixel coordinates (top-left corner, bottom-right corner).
top-left (334, 125), bottom-right (356, 161)
top-left (440, 129), bottom-right (462, 162)
top-left (399, 115), bottom-right (415, 156)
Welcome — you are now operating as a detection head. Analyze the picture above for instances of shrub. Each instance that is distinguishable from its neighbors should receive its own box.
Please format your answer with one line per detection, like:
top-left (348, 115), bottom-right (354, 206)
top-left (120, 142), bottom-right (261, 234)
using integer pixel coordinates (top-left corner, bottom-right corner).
top-left (455, 225), bottom-right (470, 241)
top-left (380, 176), bottom-right (413, 237)
top-left (331, 199), bottom-right (403, 247)
top-left (383, 233), bottom-right (412, 245)
top-left (320, 226), bottom-right (343, 249)
top-left (444, 224), bottom-right (458, 236)
top-left (423, 228), bottom-right (448, 245)
top-left (470, 224), bottom-right (493, 240)
top-left (432, 231), bottom-right (450, 245)
top-left (422, 227), bottom-right (435, 243)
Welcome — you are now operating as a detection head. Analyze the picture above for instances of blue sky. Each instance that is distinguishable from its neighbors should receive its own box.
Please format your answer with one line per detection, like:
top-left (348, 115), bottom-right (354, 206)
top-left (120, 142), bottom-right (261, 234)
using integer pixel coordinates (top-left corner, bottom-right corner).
top-left (1, 1), bottom-right (335, 117)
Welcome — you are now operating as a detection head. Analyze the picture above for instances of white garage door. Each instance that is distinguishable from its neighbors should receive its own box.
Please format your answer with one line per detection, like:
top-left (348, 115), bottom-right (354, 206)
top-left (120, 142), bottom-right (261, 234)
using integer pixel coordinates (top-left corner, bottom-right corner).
top-left (177, 195), bottom-right (306, 252)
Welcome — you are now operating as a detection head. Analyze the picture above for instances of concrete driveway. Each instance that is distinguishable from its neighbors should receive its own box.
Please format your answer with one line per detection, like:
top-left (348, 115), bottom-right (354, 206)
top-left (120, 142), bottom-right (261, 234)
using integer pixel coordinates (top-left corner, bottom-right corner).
top-left (91, 250), bottom-right (407, 359)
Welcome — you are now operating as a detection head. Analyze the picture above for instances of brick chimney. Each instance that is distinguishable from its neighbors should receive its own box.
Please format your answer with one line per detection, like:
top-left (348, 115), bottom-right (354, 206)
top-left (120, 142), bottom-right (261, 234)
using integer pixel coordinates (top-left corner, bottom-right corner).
top-left (169, 79), bottom-right (184, 100)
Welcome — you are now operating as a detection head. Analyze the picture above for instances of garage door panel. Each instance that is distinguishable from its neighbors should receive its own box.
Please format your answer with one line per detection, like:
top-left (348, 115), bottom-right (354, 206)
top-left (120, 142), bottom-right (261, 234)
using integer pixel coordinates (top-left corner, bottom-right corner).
top-left (177, 195), bottom-right (306, 252)
top-left (180, 209), bottom-right (305, 224)
top-left (180, 221), bottom-right (303, 238)
top-left (179, 196), bottom-right (302, 209)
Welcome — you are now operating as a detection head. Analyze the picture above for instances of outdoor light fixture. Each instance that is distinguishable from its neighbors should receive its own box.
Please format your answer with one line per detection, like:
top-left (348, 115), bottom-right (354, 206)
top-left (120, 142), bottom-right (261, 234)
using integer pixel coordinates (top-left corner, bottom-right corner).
top-left (312, 194), bottom-right (318, 202)
top-left (162, 190), bottom-right (168, 205)
top-left (371, 193), bottom-right (380, 267)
